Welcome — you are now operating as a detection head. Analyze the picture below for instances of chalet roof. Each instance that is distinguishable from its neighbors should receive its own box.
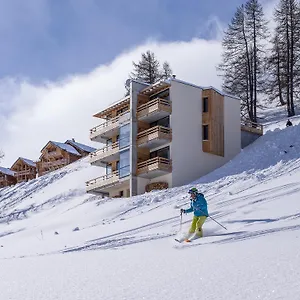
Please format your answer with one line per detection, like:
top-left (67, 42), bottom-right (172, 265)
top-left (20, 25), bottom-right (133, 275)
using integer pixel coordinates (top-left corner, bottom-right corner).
top-left (11, 157), bottom-right (36, 169)
top-left (40, 141), bottom-right (81, 157)
top-left (21, 158), bottom-right (36, 167)
top-left (0, 167), bottom-right (15, 176)
top-left (65, 140), bottom-right (96, 153)
top-left (51, 141), bottom-right (81, 156)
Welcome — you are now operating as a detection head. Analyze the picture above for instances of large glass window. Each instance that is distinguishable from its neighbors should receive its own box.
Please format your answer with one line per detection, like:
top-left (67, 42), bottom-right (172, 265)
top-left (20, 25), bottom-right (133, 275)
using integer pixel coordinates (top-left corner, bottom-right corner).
top-left (119, 150), bottom-right (130, 178)
top-left (119, 124), bottom-right (130, 149)
top-left (150, 116), bottom-right (170, 128)
top-left (106, 164), bottom-right (112, 175)
top-left (150, 89), bottom-right (170, 100)
top-left (150, 146), bottom-right (170, 159)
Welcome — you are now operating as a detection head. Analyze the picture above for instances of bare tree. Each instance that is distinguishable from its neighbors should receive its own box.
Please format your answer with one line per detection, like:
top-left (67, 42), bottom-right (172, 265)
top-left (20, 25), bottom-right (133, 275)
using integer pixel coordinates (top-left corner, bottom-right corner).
top-left (218, 0), bottom-right (268, 122)
top-left (265, 33), bottom-right (287, 106)
top-left (0, 149), bottom-right (4, 162)
top-left (161, 62), bottom-right (173, 80)
top-left (272, 0), bottom-right (300, 116)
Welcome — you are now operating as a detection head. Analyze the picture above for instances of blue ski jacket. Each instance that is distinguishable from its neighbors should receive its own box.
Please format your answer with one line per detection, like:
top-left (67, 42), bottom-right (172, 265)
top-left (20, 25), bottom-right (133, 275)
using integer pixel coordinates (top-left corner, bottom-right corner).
top-left (183, 193), bottom-right (208, 217)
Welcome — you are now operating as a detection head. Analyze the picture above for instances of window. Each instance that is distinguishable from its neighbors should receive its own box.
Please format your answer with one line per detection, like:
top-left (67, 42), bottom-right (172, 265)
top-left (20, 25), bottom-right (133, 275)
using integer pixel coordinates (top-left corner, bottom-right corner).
top-left (106, 138), bottom-right (113, 146)
top-left (203, 97), bottom-right (209, 113)
top-left (117, 106), bottom-right (128, 116)
top-left (119, 124), bottom-right (130, 149)
top-left (150, 89), bottom-right (170, 100)
top-left (150, 116), bottom-right (170, 128)
top-left (203, 125), bottom-right (209, 140)
top-left (119, 150), bottom-right (130, 178)
top-left (150, 146), bottom-right (170, 159)
top-left (106, 164), bottom-right (112, 175)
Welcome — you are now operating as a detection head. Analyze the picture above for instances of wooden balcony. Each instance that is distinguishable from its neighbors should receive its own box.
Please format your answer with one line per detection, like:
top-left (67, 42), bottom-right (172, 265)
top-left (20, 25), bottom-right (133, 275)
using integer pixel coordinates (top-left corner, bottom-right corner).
top-left (90, 110), bottom-right (130, 143)
top-left (86, 170), bottom-right (130, 194)
top-left (241, 120), bottom-right (263, 135)
top-left (137, 157), bottom-right (172, 179)
top-left (137, 126), bottom-right (172, 148)
top-left (89, 142), bottom-right (120, 167)
top-left (137, 98), bottom-right (171, 123)
top-left (39, 158), bottom-right (68, 168)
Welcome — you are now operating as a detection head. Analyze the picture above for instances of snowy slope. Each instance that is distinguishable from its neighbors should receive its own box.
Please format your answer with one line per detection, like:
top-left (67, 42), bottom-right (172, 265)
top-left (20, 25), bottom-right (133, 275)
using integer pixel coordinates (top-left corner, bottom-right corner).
top-left (0, 115), bottom-right (300, 300)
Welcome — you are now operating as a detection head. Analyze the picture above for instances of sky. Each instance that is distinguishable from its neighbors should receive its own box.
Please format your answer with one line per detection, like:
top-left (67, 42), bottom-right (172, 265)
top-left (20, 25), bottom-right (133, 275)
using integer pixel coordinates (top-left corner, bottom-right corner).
top-left (0, 0), bottom-right (277, 166)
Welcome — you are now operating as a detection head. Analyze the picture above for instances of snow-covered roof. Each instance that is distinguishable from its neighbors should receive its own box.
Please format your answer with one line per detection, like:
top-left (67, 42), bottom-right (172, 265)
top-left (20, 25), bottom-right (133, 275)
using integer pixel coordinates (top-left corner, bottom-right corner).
top-left (202, 86), bottom-right (240, 101)
top-left (65, 140), bottom-right (96, 153)
top-left (169, 78), bottom-right (240, 101)
top-left (0, 167), bottom-right (15, 176)
top-left (19, 157), bottom-right (36, 167)
top-left (50, 141), bottom-right (81, 156)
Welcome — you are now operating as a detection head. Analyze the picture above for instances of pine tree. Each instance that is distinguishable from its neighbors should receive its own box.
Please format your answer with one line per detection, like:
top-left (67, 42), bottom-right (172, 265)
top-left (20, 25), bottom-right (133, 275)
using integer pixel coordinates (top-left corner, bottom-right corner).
top-left (131, 50), bottom-right (161, 84)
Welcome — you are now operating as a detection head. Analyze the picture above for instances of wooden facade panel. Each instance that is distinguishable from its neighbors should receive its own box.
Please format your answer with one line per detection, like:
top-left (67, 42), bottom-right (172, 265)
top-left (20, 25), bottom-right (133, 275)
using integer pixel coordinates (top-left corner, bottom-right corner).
top-left (138, 94), bottom-right (149, 106)
top-left (138, 121), bottom-right (151, 133)
top-left (202, 89), bottom-right (224, 157)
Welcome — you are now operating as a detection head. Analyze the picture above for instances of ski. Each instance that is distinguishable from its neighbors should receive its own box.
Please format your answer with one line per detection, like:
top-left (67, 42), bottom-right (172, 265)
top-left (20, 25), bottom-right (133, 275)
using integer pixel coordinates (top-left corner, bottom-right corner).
top-left (174, 238), bottom-right (191, 243)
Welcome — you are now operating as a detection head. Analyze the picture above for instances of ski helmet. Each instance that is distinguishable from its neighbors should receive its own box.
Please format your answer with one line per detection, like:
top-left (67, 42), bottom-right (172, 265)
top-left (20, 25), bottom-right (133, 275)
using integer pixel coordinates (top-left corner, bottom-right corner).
top-left (188, 187), bottom-right (198, 194)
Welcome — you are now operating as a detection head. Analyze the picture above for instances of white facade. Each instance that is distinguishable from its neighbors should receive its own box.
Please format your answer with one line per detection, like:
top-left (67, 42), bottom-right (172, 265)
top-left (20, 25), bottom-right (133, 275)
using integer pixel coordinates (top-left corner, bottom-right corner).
top-left (86, 78), bottom-right (241, 197)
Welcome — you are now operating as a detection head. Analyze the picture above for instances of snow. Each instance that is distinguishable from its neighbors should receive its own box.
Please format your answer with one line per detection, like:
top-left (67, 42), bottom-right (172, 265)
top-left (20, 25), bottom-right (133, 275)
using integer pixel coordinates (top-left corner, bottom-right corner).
top-left (65, 140), bottom-right (96, 153)
top-left (51, 141), bottom-right (81, 156)
top-left (0, 107), bottom-right (300, 299)
top-left (0, 166), bottom-right (15, 176)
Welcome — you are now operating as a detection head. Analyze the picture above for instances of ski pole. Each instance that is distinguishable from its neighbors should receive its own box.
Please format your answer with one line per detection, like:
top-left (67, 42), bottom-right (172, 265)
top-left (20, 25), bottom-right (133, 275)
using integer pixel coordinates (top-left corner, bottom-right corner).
top-left (179, 210), bottom-right (183, 231)
top-left (200, 209), bottom-right (227, 230)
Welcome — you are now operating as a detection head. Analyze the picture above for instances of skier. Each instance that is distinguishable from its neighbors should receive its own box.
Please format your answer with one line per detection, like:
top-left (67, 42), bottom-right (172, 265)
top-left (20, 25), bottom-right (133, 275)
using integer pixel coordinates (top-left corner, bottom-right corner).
top-left (180, 187), bottom-right (208, 242)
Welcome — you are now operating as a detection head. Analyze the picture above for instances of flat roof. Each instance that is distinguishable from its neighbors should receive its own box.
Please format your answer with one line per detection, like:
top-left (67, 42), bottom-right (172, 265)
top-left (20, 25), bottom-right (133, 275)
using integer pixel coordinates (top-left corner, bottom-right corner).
top-left (139, 81), bottom-right (171, 96)
top-left (93, 96), bottom-right (130, 119)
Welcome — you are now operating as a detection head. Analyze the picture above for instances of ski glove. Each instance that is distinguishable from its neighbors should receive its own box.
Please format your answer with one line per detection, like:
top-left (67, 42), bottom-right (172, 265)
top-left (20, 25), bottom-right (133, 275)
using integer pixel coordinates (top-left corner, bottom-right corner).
top-left (180, 209), bottom-right (185, 214)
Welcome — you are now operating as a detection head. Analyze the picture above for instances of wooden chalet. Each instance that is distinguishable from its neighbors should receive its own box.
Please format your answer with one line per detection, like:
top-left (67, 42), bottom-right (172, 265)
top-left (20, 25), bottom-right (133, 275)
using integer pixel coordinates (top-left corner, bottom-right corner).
top-left (0, 167), bottom-right (17, 188)
top-left (64, 139), bottom-right (96, 157)
top-left (10, 157), bottom-right (37, 183)
top-left (37, 141), bottom-right (82, 176)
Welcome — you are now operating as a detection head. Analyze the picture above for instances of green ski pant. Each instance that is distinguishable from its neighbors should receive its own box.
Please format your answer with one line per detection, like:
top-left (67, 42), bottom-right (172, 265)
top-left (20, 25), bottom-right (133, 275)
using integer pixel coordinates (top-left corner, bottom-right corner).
top-left (188, 216), bottom-right (207, 237)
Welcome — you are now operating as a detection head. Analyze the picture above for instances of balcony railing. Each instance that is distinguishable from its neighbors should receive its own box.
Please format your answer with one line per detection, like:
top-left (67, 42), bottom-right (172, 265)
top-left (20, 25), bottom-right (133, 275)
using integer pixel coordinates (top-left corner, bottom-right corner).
top-left (137, 126), bottom-right (172, 147)
top-left (137, 157), bottom-right (172, 176)
top-left (15, 170), bottom-right (36, 176)
top-left (241, 120), bottom-right (263, 135)
top-left (86, 170), bottom-right (120, 192)
top-left (137, 98), bottom-right (171, 120)
top-left (39, 159), bottom-right (68, 168)
top-left (90, 110), bottom-right (130, 141)
top-left (89, 142), bottom-right (120, 164)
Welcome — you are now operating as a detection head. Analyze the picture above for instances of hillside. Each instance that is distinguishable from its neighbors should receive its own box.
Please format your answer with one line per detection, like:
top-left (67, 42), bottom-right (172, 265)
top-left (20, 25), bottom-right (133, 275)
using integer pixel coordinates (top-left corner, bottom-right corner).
top-left (0, 111), bottom-right (300, 299)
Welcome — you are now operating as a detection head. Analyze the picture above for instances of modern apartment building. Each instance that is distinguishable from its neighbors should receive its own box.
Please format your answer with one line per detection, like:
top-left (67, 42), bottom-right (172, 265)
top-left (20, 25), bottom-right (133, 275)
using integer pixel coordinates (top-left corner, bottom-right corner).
top-left (86, 77), bottom-right (242, 198)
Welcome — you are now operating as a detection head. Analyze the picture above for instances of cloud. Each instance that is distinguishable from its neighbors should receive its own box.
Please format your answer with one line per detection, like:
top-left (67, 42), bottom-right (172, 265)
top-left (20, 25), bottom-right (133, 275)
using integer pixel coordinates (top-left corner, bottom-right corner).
top-left (0, 0), bottom-right (279, 167)
top-left (0, 37), bottom-right (223, 166)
